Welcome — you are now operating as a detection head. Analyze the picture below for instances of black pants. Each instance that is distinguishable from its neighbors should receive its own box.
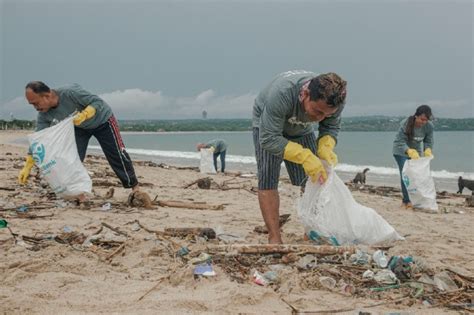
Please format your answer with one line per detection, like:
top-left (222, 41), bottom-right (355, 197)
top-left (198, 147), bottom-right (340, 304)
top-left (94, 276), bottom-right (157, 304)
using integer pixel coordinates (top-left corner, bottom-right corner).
top-left (213, 150), bottom-right (226, 172)
top-left (75, 115), bottom-right (138, 189)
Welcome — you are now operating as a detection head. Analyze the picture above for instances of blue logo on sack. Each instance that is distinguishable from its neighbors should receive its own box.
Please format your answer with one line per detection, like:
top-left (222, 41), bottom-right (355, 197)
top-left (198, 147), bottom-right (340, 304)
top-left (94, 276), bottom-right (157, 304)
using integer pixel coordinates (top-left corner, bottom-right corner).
top-left (402, 174), bottom-right (410, 187)
top-left (30, 142), bottom-right (45, 164)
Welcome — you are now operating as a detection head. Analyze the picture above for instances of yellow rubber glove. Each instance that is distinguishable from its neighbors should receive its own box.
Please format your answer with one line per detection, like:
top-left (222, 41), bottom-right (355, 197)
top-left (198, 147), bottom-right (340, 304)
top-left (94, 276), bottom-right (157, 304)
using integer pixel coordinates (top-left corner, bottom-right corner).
top-left (424, 148), bottom-right (433, 158)
top-left (317, 135), bottom-right (338, 166)
top-left (406, 148), bottom-right (420, 160)
top-left (73, 105), bottom-right (96, 126)
top-left (209, 146), bottom-right (216, 153)
top-left (18, 155), bottom-right (35, 184)
top-left (284, 141), bottom-right (327, 183)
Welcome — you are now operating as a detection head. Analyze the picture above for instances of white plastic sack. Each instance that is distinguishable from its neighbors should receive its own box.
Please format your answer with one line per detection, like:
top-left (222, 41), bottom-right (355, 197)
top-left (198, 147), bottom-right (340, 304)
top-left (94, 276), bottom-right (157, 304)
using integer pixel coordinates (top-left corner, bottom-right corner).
top-left (27, 116), bottom-right (92, 198)
top-left (199, 148), bottom-right (216, 174)
top-left (298, 167), bottom-right (403, 245)
top-left (402, 157), bottom-right (438, 212)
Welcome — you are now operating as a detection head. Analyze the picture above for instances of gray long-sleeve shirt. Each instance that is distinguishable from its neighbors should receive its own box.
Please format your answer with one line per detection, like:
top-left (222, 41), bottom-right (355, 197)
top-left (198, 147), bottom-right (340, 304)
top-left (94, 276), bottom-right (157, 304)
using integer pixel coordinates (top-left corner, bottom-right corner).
top-left (36, 84), bottom-right (113, 131)
top-left (392, 117), bottom-right (434, 157)
top-left (252, 70), bottom-right (344, 155)
top-left (205, 139), bottom-right (227, 153)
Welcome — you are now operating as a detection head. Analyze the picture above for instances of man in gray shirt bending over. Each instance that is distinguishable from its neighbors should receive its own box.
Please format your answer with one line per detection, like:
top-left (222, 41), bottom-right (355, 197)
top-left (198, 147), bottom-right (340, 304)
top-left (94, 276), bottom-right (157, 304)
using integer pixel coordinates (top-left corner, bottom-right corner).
top-left (197, 139), bottom-right (228, 173)
top-left (253, 70), bottom-right (347, 244)
top-left (18, 81), bottom-right (141, 198)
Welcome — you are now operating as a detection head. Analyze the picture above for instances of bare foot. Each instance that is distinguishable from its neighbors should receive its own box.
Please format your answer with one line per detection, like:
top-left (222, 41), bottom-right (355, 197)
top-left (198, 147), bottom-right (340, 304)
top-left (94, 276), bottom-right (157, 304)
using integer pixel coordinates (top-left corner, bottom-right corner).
top-left (77, 193), bottom-right (87, 203)
top-left (268, 236), bottom-right (283, 244)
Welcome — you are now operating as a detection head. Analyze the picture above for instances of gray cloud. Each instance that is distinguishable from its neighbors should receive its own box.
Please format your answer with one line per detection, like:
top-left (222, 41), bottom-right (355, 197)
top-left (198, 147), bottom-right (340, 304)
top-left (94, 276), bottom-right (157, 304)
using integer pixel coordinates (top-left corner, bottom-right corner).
top-left (1, 89), bottom-right (471, 120)
top-left (0, 89), bottom-right (257, 120)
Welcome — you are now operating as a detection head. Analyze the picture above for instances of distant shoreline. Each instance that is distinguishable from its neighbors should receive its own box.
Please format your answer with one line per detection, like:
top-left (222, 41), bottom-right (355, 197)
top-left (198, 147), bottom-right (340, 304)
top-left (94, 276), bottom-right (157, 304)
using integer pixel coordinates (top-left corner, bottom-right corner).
top-left (2, 116), bottom-right (473, 132)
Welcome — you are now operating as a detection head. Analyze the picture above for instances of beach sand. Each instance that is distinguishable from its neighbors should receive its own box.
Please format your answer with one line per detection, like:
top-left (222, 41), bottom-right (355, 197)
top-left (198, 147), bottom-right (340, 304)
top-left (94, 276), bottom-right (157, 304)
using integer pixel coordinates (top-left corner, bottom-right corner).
top-left (0, 130), bottom-right (472, 314)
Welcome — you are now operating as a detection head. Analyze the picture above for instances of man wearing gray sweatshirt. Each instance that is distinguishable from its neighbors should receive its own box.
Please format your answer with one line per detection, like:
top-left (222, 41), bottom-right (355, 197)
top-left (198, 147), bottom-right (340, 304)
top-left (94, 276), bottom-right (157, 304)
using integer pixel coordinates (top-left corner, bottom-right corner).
top-left (253, 70), bottom-right (347, 244)
top-left (19, 81), bottom-right (139, 196)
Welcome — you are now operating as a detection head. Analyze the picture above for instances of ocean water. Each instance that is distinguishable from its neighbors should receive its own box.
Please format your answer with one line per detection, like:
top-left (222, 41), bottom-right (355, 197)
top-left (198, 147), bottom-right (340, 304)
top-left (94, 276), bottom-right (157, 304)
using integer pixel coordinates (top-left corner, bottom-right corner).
top-left (88, 130), bottom-right (474, 192)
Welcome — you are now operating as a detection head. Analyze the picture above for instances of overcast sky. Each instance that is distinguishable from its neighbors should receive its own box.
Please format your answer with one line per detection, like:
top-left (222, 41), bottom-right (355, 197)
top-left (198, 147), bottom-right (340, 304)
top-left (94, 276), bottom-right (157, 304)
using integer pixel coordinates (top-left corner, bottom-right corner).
top-left (1, 0), bottom-right (472, 120)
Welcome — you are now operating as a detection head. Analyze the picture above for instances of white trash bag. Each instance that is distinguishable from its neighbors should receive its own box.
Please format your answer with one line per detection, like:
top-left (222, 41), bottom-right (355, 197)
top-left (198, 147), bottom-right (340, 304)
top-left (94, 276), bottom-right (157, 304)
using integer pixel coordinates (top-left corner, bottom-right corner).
top-left (298, 167), bottom-right (404, 245)
top-left (27, 116), bottom-right (92, 198)
top-left (199, 148), bottom-right (216, 174)
top-left (402, 157), bottom-right (438, 212)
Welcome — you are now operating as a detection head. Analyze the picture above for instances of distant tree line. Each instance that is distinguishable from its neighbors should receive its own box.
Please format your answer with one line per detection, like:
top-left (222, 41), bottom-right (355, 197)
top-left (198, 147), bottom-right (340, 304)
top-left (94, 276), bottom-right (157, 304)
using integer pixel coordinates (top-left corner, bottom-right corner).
top-left (0, 119), bottom-right (35, 130)
top-left (4, 117), bottom-right (473, 132)
top-left (117, 117), bottom-right (474, 132)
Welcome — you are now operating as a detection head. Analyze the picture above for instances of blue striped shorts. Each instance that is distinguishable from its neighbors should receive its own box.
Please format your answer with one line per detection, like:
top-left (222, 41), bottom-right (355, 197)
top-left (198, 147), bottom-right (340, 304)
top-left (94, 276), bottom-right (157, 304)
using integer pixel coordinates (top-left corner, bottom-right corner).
top-left (253, 127), bottom-right (317, 190)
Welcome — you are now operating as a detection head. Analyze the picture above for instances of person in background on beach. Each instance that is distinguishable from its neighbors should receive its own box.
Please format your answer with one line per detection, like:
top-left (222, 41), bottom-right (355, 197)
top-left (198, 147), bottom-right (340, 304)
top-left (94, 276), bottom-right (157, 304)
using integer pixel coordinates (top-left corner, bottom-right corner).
top-left (392, 105), bottom-right (434, 209)
top-left (18, 81), bottom-right (142, 199)
top-left (196, 139), bottom-right (228, 173)
top-left (253, 70), bottom-right (347, 244)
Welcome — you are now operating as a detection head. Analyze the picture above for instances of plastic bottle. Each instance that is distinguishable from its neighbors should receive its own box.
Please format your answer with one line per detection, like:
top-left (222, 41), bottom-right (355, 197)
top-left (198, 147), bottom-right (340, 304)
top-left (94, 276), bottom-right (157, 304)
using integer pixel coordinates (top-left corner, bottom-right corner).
top-left (0, 219), bottom-right (7, 228)
top-left (372, 250), bottom-right (389, 268)
top-left (319, 276), bottom-right (336, 290)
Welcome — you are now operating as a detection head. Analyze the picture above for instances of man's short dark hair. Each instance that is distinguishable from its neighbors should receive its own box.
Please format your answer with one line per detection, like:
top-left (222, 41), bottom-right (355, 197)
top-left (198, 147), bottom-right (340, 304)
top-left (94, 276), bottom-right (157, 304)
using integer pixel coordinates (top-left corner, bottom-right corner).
top-left (25, 81), bottom-right (51, 94)
top-left (308, 73), bottom-right (347, 108)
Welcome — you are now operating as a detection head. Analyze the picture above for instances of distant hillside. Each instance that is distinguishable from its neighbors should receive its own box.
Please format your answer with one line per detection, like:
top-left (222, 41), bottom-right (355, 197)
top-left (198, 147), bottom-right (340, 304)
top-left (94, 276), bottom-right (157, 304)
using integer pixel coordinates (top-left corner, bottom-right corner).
top-left (341, 116), bottom-right (474, 131)
top-left (2, 117), bottom-right (473, 132)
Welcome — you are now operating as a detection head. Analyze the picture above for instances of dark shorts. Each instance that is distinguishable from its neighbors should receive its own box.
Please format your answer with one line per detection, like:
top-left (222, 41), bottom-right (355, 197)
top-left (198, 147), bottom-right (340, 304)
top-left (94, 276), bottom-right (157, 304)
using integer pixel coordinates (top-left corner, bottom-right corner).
top-left (253, 127), bottom-right (317, 190)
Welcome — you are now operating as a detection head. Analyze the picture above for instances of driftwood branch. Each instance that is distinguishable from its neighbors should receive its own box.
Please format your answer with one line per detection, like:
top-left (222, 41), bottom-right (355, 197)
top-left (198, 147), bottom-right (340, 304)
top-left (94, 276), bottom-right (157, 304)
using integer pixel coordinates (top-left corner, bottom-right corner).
top-left (155, 200), bottom-right (224, 211)
top-left (0, 186), bottom-right (15, 191)
top-left (101, 222), bottom-right (129, 237)
top-left (0, 205), bottom-right (53, 212)
top-left (105, 242), bottom-right (126, 262)
top-left (205, 244), bottom-right (356, 255)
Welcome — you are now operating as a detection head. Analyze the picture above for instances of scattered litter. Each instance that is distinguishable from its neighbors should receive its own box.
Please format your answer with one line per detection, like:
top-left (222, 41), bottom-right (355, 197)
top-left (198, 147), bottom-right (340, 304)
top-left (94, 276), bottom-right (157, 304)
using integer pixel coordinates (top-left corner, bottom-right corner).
top-left (17, 205), bottom-right (28, 213)
top-left (350, 249), bottom-right (370, 265)
top-left (130, 222), bottom-right (141, 231)
top-left (307, 230), bottom-right (340, 246)
top-left (363, 270), bottom-right (375, 279)
top-left (55, 200), bottom-right (68, 208)
top-left (263, 271), bottom-right (279, 284)
top-left (63, 226), bottom-right (73, 233)
top-left (319, 276), bottom-right (336, 290)
top-left (177, 246), bottom-right (190, 257)
top-left (189, 253), bottom-right (211, 265)
top-left (339, 281), bottom-right (356, 296)
top-left (434, 271), bottom-right (458, 292)
top-left (374, 269), bottom-right (398, 284)
top-left (253, 270), bottom-right (269, 286)
top-left (215, 226), bottom-right (243, 242)
top-left (372, 250), bottom-right (389, 268)
top-left (101, 202), bottom-right (112, 211)
top-left (194, 264), bottom-right (216, 277)
top-left (0, 219), bottom-right (7, 228)
top-left (296, 255), bottom-right (317, 270)
top-left (388, 256), bottom-right (413, 280)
